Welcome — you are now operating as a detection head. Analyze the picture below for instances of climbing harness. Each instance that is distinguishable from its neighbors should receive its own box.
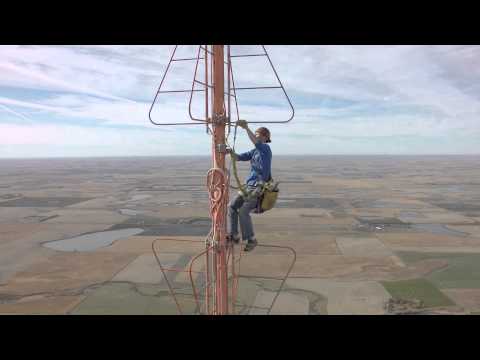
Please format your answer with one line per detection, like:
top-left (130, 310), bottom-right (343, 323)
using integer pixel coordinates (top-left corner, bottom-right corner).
top-left (228, 141), bottom-right (280, 214)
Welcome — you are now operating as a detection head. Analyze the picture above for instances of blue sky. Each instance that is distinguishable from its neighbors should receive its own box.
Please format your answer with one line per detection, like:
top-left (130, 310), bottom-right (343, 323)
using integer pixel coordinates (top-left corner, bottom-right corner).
top-left (0, 45), bottom-right (479, 158)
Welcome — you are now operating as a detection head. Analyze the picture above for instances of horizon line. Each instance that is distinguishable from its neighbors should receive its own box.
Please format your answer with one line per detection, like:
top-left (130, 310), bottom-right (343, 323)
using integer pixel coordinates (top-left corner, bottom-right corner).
top-left (1, 153), bottom-right (480, 160)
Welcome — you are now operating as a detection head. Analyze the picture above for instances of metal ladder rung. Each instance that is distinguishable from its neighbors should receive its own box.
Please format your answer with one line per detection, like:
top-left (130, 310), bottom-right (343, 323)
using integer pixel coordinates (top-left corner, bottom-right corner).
top-left (194, 79), bottom-right (214, 88)
top-left (159, 89), bottom-right (206, 94)
top-left (200, 46), bottom-right (214, 55)
top-left (230, 53), bottom-right (267, 58)
top-left (234, 86), bottom-right (282, 90)
top-left (172, 58), bottom-right (232, 73)
top-left (159, 89), bottom-right (236, 98)
top-left (172, 57), bottom-right (206, 62)
top-left (172, 57), bottom-right (229, 66)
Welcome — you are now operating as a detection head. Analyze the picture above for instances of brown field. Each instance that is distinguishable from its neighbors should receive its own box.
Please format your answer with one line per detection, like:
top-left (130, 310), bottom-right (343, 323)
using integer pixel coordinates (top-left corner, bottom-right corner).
top-left (1, 155), bottom-right (479, 314)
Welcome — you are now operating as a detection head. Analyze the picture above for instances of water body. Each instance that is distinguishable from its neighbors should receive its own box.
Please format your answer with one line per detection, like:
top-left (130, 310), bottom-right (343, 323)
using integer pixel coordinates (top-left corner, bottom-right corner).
top-left (43, 228), bottom-right (144, 252)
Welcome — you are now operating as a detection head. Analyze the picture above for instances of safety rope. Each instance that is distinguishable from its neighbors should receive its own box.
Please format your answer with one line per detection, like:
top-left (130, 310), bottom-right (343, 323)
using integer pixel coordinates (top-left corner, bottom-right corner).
top-left (229, 152), bottom-right (249, 198)
top-left (226, 122), bottom-right (259, 200)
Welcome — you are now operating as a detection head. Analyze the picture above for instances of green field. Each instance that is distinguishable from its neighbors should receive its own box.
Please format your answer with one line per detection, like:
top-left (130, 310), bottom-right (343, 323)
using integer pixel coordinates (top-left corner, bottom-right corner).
top-left (381, 278), bottom-right (455, 308)
top-left (396, 252), bottom-right (480, 289)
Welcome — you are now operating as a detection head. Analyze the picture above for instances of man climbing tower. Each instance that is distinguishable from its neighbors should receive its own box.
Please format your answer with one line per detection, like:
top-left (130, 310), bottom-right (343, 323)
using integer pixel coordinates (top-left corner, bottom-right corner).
top-left (226, 120), bottom-right (272, 252)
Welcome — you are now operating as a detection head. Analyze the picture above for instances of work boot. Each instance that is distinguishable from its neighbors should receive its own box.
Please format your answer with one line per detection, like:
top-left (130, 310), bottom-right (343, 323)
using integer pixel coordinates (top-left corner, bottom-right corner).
top-left (244, 238), bottom-right (258, 252)
top-left (226, 234), bottom-right (240, 245)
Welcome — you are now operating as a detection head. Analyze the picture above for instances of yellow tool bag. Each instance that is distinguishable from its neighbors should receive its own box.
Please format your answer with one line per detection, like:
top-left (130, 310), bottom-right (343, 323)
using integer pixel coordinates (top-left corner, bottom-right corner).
top-left (256, 181), bottom-right (279, 214)
top-left (261, 188), bottom-right (279, 212)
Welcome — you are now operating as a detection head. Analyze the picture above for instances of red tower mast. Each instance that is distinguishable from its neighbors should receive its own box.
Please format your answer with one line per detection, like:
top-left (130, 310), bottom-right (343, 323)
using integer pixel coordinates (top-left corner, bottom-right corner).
top-left (211, 45), bottom-right (228, 314)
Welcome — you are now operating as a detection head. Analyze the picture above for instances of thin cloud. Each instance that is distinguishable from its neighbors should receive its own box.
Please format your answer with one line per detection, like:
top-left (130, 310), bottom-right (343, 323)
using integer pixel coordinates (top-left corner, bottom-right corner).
top-left (1, 45), bottom-right (479, 157)
top-left (0, 61), bottom-right (138, 104)
top-left (0, 103), bottom-right (33, 123)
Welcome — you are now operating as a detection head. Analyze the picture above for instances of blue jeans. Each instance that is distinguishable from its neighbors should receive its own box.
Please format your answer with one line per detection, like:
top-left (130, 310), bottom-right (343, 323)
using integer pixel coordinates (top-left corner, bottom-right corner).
top-left (227, 189), bottom-right (259, 241)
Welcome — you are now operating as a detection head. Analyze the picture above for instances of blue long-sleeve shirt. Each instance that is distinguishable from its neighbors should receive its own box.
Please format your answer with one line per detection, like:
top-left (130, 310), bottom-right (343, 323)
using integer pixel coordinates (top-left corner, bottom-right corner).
top-left (236, 141), bottom-right (272, 186)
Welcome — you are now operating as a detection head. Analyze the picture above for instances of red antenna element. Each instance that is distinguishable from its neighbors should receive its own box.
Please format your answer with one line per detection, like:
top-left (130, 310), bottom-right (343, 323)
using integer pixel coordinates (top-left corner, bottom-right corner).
top-left (149, 45), bottom-right (295, 315)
